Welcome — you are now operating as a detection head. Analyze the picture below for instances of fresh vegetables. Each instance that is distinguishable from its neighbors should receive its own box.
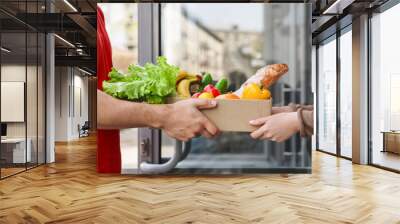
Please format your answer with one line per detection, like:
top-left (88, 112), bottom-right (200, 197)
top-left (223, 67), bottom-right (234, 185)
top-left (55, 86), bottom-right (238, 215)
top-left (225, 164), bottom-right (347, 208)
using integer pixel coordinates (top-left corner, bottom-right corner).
top-left (198, 92), bottom-right (214, 99)
top-left (180, 71), bottom-right (270, 100)
top-left (176, 70), bottom-right (189, 84)
top-left (178, 72), bottom-right (228, 99)
top-left (215, 78), bottom-right (228, 93)
top-left (203, 84), bottom-right (221, 97)
top-left (176, 72), bottom-right (202, 97)
top-left (103, 56), bottom-right (274, 104)
top-left (192, 92), bottom-right (201, 98)
top-left (241, 83), bottom-right (271, 100)
top-left (103, 56), bottom-right (179, 104)
top-left (176, 79), bottom-right (192, 98)
top-left (216, 93), bottom-right (240, 100)
top-left (199, 72), bottom-right (213, 92)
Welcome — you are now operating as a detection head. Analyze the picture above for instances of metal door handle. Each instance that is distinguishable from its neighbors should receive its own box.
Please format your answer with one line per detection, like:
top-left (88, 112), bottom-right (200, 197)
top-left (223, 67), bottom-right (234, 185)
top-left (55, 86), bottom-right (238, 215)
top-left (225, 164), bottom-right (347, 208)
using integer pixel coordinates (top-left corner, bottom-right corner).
top-left (139, 140), bottom-right (184, 174)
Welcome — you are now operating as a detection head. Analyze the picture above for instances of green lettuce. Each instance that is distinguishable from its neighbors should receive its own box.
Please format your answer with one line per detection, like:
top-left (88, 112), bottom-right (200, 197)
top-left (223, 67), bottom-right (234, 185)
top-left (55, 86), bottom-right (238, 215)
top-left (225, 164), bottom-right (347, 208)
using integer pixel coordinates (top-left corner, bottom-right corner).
top-left (102, 56), bottom-right (179, 104)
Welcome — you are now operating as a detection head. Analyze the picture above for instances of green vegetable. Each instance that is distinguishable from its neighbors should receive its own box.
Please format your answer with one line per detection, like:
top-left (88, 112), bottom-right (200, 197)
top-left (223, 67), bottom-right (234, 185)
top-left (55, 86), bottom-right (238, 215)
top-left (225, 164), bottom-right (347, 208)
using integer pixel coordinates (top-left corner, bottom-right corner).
top-left (102, 56), bottom-right (179, 104)
top-left (215, 78), bottom-right (228, 93)
top-left (202, 73), bottom-right (213, 86)
top-left (199, 72), bottom-right (213, 92)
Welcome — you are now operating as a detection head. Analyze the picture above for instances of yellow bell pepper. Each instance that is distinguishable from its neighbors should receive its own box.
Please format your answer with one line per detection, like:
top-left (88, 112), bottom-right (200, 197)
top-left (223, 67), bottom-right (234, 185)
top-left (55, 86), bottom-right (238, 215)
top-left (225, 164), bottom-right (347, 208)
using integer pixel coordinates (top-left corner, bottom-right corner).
top-left (242, 83), bottom-right (271, 100)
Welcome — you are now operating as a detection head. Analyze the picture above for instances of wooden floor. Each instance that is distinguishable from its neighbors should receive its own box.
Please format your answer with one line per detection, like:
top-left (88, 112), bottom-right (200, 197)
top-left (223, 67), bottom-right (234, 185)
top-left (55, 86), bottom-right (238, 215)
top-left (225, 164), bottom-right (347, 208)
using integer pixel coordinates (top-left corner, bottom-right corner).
top-left (1, 167), bottom-right (26, 178)
top-left (1, 135), bottom-right (400, 224)
top-left (372, 150), bottom-right (400, 171)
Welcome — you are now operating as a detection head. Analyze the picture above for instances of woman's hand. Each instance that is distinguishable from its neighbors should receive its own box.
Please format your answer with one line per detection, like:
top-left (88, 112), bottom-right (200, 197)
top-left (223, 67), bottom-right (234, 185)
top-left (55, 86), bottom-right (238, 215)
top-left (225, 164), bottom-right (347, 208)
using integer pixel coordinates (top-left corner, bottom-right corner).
top-left (271, 106), bottom-right (294, 114)
top-left (249, 112), bottom-right (300, 142)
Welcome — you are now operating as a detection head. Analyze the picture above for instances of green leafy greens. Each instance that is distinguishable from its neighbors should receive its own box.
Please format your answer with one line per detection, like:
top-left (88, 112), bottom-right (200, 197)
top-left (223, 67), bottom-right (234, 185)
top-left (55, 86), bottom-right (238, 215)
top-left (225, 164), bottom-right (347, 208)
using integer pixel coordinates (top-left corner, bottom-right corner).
top-left (102, 56), bottom-right (179, 104)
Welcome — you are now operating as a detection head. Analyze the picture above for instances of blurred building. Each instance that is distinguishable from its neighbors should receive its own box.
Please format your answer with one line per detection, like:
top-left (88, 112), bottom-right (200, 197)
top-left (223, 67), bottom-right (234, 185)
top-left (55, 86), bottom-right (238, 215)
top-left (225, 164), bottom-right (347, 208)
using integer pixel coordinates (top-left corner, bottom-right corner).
top-left (214, 27), bottom-right (263, 89)
top-left (163, 5), bottom-right (224, 79)
top-left (263, 4), bottom-right (312, 168)
top-left (263, 4), bottom-right (310, 105)
top-left (102, 4), bottom-right (138, 71)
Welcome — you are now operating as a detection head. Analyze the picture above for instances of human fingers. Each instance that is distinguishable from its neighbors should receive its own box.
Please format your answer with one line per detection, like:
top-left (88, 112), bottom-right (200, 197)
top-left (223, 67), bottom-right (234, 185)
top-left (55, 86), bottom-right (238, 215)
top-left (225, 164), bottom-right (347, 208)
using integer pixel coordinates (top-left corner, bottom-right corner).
top-left (192, 98), bottom-right (217, 110)
top-left (200, 129), bottom-right (213, 139)
top-left (200, 116), bottom-right (219, 136)
top-left (250, 125), bottom-right (268, 139)
top-left (249, 116), bottom-right (270, 126)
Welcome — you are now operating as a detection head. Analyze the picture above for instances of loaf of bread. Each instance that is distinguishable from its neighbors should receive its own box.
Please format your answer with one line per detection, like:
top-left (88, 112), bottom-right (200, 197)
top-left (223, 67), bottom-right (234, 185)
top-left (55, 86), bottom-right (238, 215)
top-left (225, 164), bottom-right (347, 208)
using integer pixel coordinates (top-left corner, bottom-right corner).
top-left (233, 63), bottom-right (289, 97)
top-left (260, 64), bottom-right (289, 88)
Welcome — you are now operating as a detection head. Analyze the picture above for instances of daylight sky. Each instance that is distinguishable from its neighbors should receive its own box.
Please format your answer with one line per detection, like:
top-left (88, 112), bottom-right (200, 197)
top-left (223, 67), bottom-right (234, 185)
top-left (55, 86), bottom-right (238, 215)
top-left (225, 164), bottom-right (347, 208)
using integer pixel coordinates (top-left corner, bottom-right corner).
top-left (183, 3), bottom-right (264, 32)
top-left (99, 3), bottom-right (266, 34)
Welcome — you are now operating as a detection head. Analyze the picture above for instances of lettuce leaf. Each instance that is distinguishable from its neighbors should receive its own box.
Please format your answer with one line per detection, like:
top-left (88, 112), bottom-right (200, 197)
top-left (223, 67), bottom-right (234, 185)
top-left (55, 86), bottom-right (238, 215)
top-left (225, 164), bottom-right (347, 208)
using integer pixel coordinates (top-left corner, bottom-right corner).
top-left (103, 56), bottom-right (179, 104)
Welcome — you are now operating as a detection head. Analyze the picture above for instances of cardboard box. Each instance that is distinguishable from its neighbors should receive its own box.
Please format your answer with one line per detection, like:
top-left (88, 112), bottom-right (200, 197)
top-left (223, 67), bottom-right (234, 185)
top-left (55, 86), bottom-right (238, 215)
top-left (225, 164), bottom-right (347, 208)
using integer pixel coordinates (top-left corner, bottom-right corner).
top-left (168, 97), bottom-right (271, 132)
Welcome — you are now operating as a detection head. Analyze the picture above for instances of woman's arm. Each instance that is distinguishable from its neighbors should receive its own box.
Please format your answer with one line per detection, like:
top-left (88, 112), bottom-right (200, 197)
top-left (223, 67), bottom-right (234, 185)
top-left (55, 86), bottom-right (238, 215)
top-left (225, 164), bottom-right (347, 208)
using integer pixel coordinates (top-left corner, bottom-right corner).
top-left (249, 108), bottom-right (314, 142)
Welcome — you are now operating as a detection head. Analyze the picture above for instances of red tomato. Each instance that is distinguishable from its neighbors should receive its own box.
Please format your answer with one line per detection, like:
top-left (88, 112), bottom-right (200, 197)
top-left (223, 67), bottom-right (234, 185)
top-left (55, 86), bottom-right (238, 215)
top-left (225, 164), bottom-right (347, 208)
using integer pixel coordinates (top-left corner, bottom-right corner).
top-left (209, 88), bottom-right (220, 97)
top-left (203, 84), bottom-right (221, 97)
top-left (203, 84), bottom-right (214, 92)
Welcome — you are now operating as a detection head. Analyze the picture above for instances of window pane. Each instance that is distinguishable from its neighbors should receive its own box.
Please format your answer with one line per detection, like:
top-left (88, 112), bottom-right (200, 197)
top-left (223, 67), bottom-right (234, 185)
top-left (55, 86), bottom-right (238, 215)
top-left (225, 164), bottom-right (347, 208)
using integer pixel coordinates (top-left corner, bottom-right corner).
top-left (1, 0), bottom-right (46, 178)
top-left (1, 30), bottom-right (28, 177)
top-left (317, 37), bottom-right (337, 154)
top-left (99, 3), bottom-right (139, 171)
top-left (26, 0), bottom-right (41, 167)
top-left (311, 45), bottom-right (317, 151)
top-left (161, 3), bottom-right (312, 173)
top-left (27, 31), bottom-right (38, 168)
top-left (38, 33), bottom-right (45, 165)
top-left (340, 29), bottom-right (352, 158)
top-left (371, 4), bottom-right (400, 171)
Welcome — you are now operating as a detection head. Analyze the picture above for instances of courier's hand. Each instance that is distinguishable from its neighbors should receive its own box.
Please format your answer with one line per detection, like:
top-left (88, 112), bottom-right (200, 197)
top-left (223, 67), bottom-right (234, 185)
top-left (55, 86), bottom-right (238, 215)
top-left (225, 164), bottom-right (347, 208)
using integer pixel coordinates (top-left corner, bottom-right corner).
top-left (249, 112), bottom-right (299, 142)
top-left (161, 99), bottom-right (219, 142)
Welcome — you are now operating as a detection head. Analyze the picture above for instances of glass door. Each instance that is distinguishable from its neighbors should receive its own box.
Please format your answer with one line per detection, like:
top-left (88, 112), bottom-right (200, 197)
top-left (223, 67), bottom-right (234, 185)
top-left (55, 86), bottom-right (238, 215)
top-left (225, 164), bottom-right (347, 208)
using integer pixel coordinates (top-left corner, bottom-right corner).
top-left (317, 35), bottom-right (337, 155)
top-left (315, 26), bottom-right (352, 160)
top-left (339, 27), bottom-right (352, 158)
top-left (0, 0), bottom-right (47, 179)
top-left (370, 3), bottom-right (400, 171)
top-left (157, 3), bottom-right (312, 174)
top-left (1, 28), bottom-right (28, 178)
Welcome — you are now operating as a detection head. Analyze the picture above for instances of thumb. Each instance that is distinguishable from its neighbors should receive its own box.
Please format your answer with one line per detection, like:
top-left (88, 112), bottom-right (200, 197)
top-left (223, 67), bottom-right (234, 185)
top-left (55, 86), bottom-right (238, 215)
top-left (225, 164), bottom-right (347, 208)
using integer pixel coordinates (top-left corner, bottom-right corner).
top-left (249, 116), bottom-right (270, 126)
top-left (192, 98), bottom-right (217, 110)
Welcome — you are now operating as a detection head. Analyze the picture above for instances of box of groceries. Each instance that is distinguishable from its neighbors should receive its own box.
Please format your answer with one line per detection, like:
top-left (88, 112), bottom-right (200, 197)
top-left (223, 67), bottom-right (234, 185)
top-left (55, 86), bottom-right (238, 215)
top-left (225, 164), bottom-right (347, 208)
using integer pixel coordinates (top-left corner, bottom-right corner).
top-left (169, 63), bottom-right (288, 132)
top-left (102, 56), bottom-right (288, 132)
top-left (168, 96), bottom-right (272, 132)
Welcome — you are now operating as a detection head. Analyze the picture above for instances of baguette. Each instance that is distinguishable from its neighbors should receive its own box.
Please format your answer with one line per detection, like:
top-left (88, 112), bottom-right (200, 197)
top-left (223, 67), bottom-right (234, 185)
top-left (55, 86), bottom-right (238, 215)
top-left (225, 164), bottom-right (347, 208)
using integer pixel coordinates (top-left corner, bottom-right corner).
top-left (260, 64), bottom-right (289, 88)
top-left (233, 63), bottom-right (289, 97)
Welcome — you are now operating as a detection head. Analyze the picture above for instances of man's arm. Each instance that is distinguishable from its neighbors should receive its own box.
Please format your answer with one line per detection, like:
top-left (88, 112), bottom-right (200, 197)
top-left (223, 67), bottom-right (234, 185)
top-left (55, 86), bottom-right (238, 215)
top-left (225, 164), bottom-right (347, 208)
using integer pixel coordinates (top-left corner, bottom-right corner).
top-left (97, 90), bottom-right (219, 141)
top-left (98, 90), bottom-right (164, 129)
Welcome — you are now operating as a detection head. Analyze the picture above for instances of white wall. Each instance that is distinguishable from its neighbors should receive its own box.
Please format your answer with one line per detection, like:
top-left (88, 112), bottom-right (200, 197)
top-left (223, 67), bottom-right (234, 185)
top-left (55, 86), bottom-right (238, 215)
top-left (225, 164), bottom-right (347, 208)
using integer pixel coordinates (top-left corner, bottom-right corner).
top-left (55, 66), bottom-right (69, 141)
top-left (54, 67), bottom-right (89, 141)
top-left (71, 73), bottom-right (89, 138)
top-left (1, 64), bottom-right (46, 164)
top-left (1, 66), bottom-right (26, 135)
top-left (1, 65), bottom-right (39, 138)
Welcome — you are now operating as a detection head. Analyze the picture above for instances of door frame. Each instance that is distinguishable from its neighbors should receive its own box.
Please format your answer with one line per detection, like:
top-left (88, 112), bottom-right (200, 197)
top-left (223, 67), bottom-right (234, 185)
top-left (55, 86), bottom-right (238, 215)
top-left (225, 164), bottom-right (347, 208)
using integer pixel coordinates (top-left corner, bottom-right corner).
top-left (127, 3), bottom-right (162, 174)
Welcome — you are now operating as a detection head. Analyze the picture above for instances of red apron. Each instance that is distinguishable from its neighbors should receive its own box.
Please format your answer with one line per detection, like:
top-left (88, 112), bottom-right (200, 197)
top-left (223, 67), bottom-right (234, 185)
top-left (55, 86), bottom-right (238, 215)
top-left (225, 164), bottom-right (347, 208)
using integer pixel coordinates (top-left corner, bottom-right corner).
top-left (96, 6), bottom-right (121, 173)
